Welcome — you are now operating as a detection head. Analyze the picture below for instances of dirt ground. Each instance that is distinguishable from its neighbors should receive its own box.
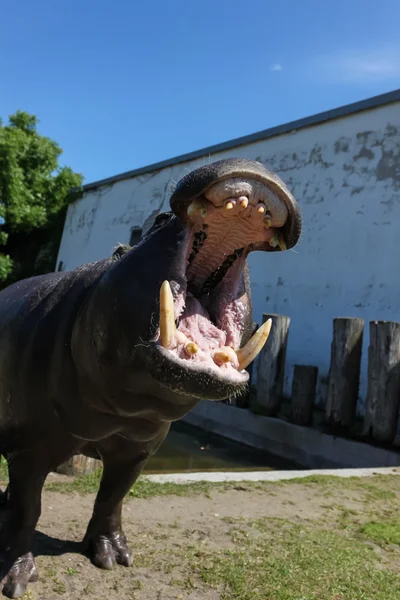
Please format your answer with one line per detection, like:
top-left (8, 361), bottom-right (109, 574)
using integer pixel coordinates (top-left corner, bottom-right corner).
top-left (1, 472), bottom-right (400, 599)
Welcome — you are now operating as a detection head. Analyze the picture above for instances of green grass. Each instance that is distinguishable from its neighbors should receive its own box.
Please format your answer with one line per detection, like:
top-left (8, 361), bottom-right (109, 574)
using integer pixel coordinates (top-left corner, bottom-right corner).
top-left (194, 519), bottom-right (400, 600)
top-left (43, 469), bottom-right (400, 503)
top-left (0, 455), bottom-right (8, 479)
top-left (130, 517), bottom-right (400, 600)
top-left (45, 468), bottom-right (219, 498)
top-left (2, 460), bottom-right (400, 506)
top-left (2, 461), bottom-right (400, 599)
top-left (360, 521), bottom-right (400, 546)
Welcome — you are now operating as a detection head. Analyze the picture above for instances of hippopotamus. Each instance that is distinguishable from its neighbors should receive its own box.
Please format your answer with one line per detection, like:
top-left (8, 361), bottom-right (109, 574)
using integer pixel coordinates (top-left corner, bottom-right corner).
top-left (0, 157), bottom-right (301, 597)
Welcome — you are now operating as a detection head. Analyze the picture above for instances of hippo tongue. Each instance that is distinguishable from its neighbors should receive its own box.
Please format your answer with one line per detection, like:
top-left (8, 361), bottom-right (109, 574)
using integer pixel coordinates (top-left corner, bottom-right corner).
top-left (158, 281), bottom-right (272, 373)
top-left (177, 293), bottom-right (226, 352)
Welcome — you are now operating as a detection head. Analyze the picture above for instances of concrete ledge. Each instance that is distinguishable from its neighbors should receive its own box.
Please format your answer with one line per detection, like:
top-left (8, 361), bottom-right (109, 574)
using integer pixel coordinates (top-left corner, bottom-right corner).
top-left (182, 401), bottom-right (400, 470)
top-left (145, 466), bottom-right (400, 484)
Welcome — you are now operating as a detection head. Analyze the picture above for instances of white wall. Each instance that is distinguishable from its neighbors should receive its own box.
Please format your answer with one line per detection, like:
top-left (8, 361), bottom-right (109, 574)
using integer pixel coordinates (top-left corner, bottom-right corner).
top-left (57, 101), bottom-right (400, 411)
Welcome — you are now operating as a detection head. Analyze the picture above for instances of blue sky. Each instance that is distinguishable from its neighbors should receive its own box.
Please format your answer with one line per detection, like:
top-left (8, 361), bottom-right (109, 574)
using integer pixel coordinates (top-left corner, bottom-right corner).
top-left (1, 0), bottom-right (400, 184)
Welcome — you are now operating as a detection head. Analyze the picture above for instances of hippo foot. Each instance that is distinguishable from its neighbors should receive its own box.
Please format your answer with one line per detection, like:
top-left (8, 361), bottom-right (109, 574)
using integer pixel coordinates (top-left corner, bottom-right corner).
top-left (88, 532), bottom-right (133, 570)
top-left (1, 553), bottom-right (38, 599)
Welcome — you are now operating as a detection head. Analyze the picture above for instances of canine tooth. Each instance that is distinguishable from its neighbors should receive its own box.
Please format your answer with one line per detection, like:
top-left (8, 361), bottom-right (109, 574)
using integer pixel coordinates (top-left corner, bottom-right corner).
top-left (277, 233), bottom-right (287, 251)
top-left (225, 200), bottom-right (235, 210)
top-left (236, 319), bottom-right (272, 371)
top-left (264, 213), bottom-right (272, 228)
top-left (159, 280), bottom-right (175, 348)
top-left (213, 350), bottom-right (231, 365)
top-left (269, 233), bottom-right (286, 251)
top-left (239, 197), bottom-right (248, 209)
top-left (187, 200), bottom-right (207, 218)
top-left (269, 235), bottom-right (278, 248)
top-left (185, 342), bottom-right (198, 355)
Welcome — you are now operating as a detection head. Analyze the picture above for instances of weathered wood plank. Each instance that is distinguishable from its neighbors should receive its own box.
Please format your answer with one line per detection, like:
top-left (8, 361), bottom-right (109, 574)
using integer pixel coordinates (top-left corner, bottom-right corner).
top-left (252, 314), bottom-right (290, 416)
top-left (56, 455), bottom-right (102, 476)
top-left (291, 365), bottom-right (318, 426)
top-left (325, 317), bottom-right (364, 429)
top-left (363, 320), bottom-right (400, 444)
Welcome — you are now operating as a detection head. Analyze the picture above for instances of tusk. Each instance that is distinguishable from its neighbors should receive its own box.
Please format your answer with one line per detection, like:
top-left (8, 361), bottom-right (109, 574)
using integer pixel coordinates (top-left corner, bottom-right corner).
top-left (225, 200), bottom-right (235, 210)
top-left (239, 196), bottom-right (249, 209)
top-left (159, 280), bottom-right (176, 348)
top-left (269, 232), bottom-right (286, 251)
top-left (236, 319), bottom-right (272, 371)
top-left (257, 204), bottom-right (266, 214)
top-left (277, 233), bottom-right (287, 252)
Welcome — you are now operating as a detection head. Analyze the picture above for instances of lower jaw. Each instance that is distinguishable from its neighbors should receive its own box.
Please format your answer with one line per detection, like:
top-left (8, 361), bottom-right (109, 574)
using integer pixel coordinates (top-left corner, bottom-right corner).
top-left (144, 344), bottom-right (249, 401)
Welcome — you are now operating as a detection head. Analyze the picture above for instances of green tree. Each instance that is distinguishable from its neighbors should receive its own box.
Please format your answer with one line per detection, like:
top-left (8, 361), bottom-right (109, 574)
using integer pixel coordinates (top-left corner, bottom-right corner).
top-left (0, 110), bottom-right (83, 286)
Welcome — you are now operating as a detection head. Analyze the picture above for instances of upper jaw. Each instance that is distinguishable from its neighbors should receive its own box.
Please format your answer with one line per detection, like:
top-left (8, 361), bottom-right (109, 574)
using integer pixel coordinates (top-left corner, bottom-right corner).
top-left (170, 157), bottom-right (302, 251)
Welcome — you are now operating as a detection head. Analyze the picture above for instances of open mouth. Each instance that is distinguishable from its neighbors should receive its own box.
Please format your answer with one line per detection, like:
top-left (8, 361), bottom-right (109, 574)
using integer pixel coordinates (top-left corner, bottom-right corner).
top-left (150, 163), bottom-right (299, 392)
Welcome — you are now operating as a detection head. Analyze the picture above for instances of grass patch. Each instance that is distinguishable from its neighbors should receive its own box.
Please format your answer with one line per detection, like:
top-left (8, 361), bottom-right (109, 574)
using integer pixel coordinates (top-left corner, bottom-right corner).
top-left (43, 469), bottom-right (400, 503)
top-left (45, 469), bottom-right (223, 498)
top-left (278, 474), bottom-right (398, 503)
top-left (134, 517), bottom-right (400, 600)
top-left (0, 455), bottom-right (8, 479)
top-left (361, 521), bottom-right (400, 546)
top-left (198, 520), bottom-right (400, 599)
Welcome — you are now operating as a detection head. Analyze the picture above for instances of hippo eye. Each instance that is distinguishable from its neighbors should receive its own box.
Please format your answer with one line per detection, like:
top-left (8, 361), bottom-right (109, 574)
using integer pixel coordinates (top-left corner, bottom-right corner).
top-left (153, 212), bottom-right (174, 229)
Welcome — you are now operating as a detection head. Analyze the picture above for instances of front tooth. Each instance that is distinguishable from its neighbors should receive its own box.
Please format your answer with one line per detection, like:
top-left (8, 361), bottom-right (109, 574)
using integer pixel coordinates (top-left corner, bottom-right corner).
top-left (236, 319), bottom-right (272, 371)
top-left (225, 199), bottom-right (236, 210)
top-left (159, 280), bottom-right (176, 348)
top-left (187, 200), bottom-right (207, 218)
top-left (213, 350), bottom-right (231, 365)
top-left (185, 342), bottom-right (198, 355)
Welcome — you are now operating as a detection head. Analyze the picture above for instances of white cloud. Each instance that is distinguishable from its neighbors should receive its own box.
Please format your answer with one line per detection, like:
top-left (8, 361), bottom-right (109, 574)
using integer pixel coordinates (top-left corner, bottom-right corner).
top-left (314, 45), bottom-right (400, 83)
top-left (271, 63), bottom-right (283, 72)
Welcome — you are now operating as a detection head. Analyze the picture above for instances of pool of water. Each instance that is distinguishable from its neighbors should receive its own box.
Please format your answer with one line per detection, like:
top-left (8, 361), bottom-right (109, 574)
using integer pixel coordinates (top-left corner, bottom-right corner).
top-left (143, 422), bottom-right (300, 474)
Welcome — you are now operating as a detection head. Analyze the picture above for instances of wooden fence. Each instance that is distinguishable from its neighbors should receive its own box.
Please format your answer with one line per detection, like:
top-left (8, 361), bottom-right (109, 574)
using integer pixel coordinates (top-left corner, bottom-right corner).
top-left (247, 314), bottom-right (400, 446)
top-left (58, 315), bottom-right (400, 476)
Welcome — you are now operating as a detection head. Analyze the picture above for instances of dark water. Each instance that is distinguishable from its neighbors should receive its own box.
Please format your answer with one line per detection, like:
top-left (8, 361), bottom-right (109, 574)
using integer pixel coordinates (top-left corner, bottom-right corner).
top-left (143, 422), bottom-right (299, 474)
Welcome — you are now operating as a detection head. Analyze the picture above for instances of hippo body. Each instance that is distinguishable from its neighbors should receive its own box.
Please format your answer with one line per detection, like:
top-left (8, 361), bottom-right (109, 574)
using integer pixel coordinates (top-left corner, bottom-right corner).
top-left (0, 158), bottom-right (301, 598)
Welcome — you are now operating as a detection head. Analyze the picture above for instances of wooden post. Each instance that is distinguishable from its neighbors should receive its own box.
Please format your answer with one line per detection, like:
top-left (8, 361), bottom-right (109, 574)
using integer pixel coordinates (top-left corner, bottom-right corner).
top-left (363, 320), bottom-right (400, 444)
top-left (252, 314), bottom-right (290, 416)
top-left (325, 317), bottom-right (364, 429)
top-left (291, 365), bottom-right (318, 426)
top-left (56, 455), bottom-right (102, 477)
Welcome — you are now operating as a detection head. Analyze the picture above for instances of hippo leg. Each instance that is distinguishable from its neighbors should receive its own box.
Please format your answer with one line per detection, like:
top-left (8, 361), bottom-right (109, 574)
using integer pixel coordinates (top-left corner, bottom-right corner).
top-left (0, 453), bottom-right (48, 599)
top-left (0, 486), bottom-right (9, 508)
top-left (84, 450), bottom-right (149, 570)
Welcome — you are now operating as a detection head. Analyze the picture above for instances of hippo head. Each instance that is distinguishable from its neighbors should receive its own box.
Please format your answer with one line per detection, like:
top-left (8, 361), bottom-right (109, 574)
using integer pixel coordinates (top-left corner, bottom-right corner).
top-left (80, 158), bottom-right (301, 403)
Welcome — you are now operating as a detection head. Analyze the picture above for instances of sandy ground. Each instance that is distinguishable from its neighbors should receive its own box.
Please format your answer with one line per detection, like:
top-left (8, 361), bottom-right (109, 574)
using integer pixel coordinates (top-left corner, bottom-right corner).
top-left (0, 473), bottom-right (399, 599)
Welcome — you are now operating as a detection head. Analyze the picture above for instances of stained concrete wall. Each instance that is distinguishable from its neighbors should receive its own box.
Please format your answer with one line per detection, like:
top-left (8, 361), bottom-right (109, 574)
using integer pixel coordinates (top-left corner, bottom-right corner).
top-left (57, 94), bottom-right (400, 411)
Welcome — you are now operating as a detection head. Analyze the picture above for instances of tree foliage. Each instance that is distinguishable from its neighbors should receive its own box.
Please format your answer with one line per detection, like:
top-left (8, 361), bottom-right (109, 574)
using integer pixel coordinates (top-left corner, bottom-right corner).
top-left (0, 111), bottom-right (83, 286)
